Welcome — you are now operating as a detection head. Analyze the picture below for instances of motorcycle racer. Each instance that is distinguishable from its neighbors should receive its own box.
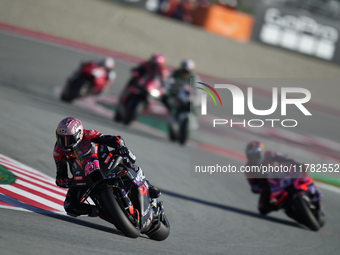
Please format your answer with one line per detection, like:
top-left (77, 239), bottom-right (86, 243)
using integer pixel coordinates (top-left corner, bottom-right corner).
top-left (97, 57), bottom-right (116, 91)
top-left (54, 117), bottom-right (161, 217)
top-left (245, 141), bottom-right (314, 215)
top-left (125, 53), bottom-right (168, 90)
top-left (161, 59), bottom-right (199, 112)
top-left (66, 57), bottom-right (116, 94)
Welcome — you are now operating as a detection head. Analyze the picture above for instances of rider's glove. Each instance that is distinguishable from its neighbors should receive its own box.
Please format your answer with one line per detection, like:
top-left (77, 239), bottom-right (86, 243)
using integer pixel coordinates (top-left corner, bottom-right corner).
top-left (117, 146), bottom-right (129, 157)
top-left (56, 178), bottom-right (71, 188)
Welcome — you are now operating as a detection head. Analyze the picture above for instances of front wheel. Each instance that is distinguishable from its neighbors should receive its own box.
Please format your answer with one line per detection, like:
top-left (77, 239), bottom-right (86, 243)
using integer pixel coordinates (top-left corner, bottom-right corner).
top-left (60, 91), bottom-right (72, 102)
top-left (179, 118), bottom-right (188, 145)
top-left (123, 97), bottom-right (143, 125)
top-left (147, 215), bottom-right (170, 241)
top-left (292, 195), bottom-right (320, 231)
top-left (168, 123), bottom-right (176, 141)
top-left (98, 187), bottom-right (140, 238)
top-left (78, 80), bottom-right (92, 97)
top-left (318, 212), bottom-right (325, 227)
top-left (114, 105), bottom-right (123, 122)
top-left (60, 83), bottom-right (74, 102)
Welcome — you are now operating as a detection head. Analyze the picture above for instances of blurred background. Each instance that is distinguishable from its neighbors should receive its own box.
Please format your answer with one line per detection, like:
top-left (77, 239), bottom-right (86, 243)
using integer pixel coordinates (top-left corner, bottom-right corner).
top-left (0, 0), bottom-right (340, 254)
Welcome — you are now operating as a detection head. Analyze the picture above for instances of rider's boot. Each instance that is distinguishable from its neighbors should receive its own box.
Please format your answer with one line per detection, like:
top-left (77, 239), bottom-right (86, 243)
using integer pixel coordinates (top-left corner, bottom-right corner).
top-left (146, 180), bottom-right (161, 198)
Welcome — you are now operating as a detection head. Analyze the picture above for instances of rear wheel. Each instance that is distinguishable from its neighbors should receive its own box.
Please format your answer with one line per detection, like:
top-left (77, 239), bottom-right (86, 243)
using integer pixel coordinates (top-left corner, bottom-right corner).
top-left (99, 187), bottom-right (140, 238)
top-left (293, 195), bottom-right (320, 231)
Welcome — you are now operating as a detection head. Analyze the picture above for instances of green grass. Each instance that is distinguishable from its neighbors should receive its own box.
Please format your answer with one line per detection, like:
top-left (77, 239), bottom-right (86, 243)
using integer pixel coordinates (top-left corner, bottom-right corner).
top-left (310, 173), bottom-right (340, 188)
top-left (99, 103), bottom-right (168, 132)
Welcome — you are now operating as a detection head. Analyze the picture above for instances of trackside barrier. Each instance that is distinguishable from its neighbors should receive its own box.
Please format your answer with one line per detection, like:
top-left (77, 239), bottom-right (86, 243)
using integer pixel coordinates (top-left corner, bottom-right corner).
top-left (192, 4), bottom-right (254, 42)
top-left (251, 3), bottom-right (340, 64)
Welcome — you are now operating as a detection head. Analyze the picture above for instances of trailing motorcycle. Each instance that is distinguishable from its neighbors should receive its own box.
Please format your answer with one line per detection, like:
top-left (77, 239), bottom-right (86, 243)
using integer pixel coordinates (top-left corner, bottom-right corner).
top-left (166, 81), bottom-right (199, 145)
top-left (114, 76), bottom-right (162, 125)
top-left (167, 88), bottom-right (192, 145)
top-left (71, 141), bottom-right (170, 240)
top-left (267, 169), bottom-right (325, 231)
top-left (61, 62), bottom-right (108, 102)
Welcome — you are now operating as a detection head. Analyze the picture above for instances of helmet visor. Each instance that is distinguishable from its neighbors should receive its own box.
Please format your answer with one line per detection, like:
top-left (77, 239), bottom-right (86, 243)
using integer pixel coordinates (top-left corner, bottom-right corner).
top-left (56, 133), bottom-right (78, 150)
top-left (246, 150), bottom-right (263, 164)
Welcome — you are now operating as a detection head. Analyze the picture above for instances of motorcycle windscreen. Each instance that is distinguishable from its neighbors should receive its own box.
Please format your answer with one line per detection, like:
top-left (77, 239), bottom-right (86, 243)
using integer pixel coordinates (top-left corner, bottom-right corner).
top-left (74, 141), bottom-right (98, 168)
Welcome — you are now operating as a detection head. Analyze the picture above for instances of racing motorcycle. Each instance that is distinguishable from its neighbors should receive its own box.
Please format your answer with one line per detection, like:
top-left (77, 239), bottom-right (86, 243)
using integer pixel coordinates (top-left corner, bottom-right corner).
top-left (167, 87), bottom-right (191, 145)
top-left (114, 76), bottom-right (162, 125)
top-left (71, 141), bottom-right (170, 240)
top-left (61, 62), bottom-right (108, 102)
top-left (166, 81), bottom-right (198, 145)
top-left (267, 169), bottom-right (325, 231)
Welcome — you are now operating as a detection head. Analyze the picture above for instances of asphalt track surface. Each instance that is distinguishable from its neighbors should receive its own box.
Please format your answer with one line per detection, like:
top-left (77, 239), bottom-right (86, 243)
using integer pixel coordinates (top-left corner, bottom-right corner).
top-left (0, 31), bottom-right (340, 255)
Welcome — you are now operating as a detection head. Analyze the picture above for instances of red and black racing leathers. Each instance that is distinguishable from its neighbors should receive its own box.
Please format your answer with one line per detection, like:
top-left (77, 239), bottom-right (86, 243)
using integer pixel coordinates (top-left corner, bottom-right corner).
top-left (54, 129), bottom-right (128, 216)
top-left (126, 61), bottom-right (168, 89)
top-left (53, 129), bottom-right (160, 217)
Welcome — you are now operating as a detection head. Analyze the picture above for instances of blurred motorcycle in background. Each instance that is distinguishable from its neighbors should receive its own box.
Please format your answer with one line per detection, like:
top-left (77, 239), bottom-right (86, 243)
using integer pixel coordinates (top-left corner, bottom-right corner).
top-left (266, 167), bottom-right (325, 231)
top-left (114, 75), bottom-right (163, 125)
top-left (166, 82), bottom-right (195, 145)
top-left (61, 62), bottom-right (113, 102)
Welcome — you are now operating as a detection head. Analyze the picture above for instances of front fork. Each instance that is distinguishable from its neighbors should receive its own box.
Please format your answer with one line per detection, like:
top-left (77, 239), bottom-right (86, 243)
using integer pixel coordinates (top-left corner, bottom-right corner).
top-left (112, 180), bottom-right (135, 216)
top-left (151, 198), bottom-right (165, 222)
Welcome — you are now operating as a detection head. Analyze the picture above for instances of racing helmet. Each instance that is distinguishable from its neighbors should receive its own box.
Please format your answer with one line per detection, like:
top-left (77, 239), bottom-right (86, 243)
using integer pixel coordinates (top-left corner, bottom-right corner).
top-left (150, 53), bottom-right (165, 67)
top-left (103, 57), bottom-right (115, 70)
top-left (56, 117), bottom-right (84, 152)
top-left (245, 141), bottom-right (265, 165)
top-left (180, 59), bottom-right (196, 72)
